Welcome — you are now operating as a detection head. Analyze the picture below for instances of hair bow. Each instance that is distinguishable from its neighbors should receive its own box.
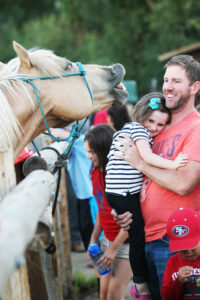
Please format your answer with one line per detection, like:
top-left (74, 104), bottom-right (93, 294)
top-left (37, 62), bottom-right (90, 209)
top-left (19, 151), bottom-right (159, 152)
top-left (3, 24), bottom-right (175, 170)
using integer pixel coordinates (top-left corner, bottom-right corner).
top-left (149, 97), bottom-right (161, 109)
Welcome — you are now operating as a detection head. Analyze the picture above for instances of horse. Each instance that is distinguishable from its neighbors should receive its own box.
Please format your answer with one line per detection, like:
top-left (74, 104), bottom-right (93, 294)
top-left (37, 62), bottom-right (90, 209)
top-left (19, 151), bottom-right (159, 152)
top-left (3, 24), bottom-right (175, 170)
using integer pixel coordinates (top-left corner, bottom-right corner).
top-left (0, 41), bottom-right (128, 160)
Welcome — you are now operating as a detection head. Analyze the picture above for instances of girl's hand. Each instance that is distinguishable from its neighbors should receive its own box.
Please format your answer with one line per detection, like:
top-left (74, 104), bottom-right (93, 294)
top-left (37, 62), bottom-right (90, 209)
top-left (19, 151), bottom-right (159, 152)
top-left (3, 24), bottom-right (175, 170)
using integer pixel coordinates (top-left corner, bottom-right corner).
top-left (173, 153), bottom-right (189, 169)
top-left (178, 266), bottom-right (193, 285)
top-left (97, 247), bottom-right (116, 269)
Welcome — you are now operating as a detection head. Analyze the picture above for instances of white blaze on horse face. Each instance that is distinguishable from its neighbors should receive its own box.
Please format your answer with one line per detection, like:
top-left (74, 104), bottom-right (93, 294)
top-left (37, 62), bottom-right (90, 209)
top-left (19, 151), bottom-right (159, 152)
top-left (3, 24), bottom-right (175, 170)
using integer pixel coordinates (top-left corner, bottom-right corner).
top-left (0, 41), bottom-right (128, 159)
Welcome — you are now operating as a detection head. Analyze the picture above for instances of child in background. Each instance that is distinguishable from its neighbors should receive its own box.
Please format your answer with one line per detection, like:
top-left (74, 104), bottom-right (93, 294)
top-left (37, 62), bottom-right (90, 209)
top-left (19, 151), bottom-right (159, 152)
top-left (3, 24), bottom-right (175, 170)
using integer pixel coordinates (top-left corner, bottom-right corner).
top-left (161, 208), bottom-right (200, 300)
top-left (84, 124), bottom-right (132, 300)
top-left (107, 105), bottom-right (131, 131)
top-left (105, 92), bottom-right (188, 299)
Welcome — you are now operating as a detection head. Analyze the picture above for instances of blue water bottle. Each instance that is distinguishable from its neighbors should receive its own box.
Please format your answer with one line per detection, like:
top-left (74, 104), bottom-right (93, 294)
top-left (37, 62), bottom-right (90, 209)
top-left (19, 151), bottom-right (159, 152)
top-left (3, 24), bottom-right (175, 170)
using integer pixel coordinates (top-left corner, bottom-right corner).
top-left (88, 243), bottom-right (110, 276)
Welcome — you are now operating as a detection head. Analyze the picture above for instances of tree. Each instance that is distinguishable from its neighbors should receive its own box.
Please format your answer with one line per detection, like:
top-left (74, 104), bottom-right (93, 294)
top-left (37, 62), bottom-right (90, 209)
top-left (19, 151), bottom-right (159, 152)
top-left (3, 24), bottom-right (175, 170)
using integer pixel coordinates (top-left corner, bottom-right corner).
top-left (1, 0), bottom-right (200, 94)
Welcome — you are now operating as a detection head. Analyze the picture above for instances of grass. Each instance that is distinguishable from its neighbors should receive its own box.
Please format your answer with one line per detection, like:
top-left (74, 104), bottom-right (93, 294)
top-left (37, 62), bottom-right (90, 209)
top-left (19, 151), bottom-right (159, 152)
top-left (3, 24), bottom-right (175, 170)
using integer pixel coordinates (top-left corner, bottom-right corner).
top-left (68, 269), bottom-right (98, 300)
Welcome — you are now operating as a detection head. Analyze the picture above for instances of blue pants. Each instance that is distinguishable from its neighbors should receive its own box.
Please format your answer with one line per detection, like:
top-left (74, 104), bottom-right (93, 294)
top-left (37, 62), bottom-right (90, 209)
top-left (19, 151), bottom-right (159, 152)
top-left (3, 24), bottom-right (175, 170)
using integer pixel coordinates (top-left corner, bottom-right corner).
top-left (65, 169), bottom-right (82, 245)
top-left (145, 235), bottom-right (174, 300)
top-left (65, 169), bottom-right (93, 250)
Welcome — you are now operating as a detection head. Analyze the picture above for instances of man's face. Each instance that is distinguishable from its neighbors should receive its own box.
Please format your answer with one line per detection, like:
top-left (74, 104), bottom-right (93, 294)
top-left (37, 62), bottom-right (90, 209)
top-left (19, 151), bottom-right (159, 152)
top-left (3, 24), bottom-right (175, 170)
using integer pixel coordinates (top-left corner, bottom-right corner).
top-left (163, 65), bottom-right (192, 111)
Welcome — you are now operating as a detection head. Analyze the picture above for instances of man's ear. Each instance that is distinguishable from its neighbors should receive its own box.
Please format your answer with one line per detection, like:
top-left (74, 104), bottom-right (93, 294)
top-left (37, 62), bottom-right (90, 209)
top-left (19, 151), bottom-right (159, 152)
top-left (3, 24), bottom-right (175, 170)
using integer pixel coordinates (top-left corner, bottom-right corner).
top-left (13, 41), bottom-right (33, 69)
top-left (192, 81), bottom-right (200, 95)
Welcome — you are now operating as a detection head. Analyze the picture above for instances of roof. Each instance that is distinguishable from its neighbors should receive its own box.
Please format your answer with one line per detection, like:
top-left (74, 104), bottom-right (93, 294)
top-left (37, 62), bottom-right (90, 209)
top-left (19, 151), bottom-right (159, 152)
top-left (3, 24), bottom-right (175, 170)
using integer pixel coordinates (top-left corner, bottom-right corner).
top-left (158, 42), bottom-right (200, 61)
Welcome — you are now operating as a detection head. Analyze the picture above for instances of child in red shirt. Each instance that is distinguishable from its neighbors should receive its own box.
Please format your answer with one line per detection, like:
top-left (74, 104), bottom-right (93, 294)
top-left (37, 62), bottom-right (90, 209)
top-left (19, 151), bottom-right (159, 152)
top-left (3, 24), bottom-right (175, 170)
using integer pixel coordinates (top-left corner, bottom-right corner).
top-left (84, 124), bottom-right (132, 300)
top-left (161, 208), bottom-right (200, 300)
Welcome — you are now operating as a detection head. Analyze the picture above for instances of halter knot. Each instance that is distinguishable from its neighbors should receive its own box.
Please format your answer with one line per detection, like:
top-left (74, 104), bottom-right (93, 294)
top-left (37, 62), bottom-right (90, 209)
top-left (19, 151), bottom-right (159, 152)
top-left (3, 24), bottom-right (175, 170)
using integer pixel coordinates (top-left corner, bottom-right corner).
top-left (76, 62), bottom-right (86, 76)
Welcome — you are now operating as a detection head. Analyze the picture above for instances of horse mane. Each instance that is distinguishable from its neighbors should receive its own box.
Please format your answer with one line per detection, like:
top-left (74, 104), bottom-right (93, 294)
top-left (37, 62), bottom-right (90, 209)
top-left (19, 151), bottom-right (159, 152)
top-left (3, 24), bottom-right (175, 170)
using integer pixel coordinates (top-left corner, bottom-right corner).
top-left (0, 48), bottom-right (67, 150)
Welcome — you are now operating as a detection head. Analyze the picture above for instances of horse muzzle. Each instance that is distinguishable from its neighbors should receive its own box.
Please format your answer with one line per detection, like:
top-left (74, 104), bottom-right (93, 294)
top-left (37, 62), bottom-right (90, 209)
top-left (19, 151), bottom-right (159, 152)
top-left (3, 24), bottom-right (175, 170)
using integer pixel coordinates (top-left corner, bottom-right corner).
top-left (111, 64), bottom-right (128, 105)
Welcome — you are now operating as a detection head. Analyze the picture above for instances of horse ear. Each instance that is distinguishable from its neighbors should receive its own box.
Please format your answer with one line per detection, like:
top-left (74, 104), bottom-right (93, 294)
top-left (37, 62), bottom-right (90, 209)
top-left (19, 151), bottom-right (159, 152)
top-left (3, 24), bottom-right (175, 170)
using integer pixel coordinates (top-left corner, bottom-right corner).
top-left (13, 41), bottom-right (33, 69)
top-left (0, 62), bottom-right (6, 71)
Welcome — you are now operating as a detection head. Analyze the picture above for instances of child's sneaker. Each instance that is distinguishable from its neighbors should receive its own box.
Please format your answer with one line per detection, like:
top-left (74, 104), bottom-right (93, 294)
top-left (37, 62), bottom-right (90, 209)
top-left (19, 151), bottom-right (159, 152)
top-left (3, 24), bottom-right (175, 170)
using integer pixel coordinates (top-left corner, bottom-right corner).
top-left (129, 285), bottom-right (152, 300)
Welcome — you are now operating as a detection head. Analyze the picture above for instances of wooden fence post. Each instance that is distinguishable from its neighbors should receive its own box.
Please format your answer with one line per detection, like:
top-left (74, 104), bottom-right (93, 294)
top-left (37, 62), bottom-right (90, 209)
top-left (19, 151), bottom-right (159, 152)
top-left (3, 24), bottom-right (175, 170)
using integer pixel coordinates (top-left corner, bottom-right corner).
top-left (0, 168), bottom-right (55, 295)
top-left (0, 140), bottom-right (73, 299)
top-left (52, 168), bottom-right (73, 299)
top-left (25, 138), bottom-right (73, 299)
top-left (60, 168), bottom-right (73, 296)
top-left (0, 148), bottom-right (31, 300)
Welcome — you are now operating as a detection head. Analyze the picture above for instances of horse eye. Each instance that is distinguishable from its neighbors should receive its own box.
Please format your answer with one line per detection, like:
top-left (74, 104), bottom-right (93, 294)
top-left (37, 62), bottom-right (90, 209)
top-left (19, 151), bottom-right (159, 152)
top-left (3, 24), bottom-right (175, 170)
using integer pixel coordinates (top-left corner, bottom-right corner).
top-left (65, 62), bottom-right (72, 70)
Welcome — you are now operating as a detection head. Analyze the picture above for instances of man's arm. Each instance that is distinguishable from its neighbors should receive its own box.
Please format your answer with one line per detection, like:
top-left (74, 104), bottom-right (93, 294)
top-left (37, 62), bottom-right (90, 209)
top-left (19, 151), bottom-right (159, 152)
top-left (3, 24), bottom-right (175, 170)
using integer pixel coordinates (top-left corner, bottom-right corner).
top-left (116, 138), bottom-right (200, 195)
top-left (138, 159), bottom-right (200, 195)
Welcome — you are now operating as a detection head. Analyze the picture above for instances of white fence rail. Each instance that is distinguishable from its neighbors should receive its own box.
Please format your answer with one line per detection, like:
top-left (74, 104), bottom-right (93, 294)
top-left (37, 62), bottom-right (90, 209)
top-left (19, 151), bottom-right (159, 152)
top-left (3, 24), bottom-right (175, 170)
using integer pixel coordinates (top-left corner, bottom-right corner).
top-left (0, 140), bottom-right (71, 296)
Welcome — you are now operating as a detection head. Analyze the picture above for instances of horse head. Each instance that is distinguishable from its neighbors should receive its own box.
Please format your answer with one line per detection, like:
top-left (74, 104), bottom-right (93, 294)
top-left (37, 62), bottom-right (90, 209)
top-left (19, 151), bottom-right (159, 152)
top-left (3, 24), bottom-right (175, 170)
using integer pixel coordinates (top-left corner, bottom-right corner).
top-left (0, 41), bottom-right (128, 158)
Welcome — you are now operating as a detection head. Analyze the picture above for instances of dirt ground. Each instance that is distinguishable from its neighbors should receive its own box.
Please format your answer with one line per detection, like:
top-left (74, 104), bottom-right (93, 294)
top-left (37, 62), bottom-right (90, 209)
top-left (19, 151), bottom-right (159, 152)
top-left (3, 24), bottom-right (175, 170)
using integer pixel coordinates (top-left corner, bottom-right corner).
top-left (71, 251), bottom-right (132, 299)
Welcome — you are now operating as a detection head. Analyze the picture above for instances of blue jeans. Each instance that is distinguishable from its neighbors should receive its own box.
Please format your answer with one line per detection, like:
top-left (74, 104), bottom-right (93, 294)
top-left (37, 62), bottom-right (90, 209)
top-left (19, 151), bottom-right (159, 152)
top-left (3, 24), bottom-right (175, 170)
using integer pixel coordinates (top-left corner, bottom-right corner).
top-left (65, 169), bottom-right (82, 245)
top-left (145, 236), bottom-right (174, 300)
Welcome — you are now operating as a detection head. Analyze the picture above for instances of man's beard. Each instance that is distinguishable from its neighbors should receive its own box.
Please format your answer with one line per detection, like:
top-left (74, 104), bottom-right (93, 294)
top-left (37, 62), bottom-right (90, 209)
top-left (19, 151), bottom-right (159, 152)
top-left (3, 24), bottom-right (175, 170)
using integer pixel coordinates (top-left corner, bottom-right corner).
top-left (168, 90), bottom-right (191, 111)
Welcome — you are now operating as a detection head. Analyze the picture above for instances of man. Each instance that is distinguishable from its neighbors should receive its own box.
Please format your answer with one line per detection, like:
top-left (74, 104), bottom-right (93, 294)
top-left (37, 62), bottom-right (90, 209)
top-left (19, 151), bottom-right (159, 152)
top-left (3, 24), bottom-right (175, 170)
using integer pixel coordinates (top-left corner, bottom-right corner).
top-left (114, 55), bottom-right (200, 299)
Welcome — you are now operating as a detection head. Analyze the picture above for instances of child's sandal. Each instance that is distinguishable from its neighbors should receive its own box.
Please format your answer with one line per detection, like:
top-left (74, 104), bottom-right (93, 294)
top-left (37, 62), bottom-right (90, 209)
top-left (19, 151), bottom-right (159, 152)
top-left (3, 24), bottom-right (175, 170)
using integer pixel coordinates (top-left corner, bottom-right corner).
top-left (129, 285), bottom-right (152, 300)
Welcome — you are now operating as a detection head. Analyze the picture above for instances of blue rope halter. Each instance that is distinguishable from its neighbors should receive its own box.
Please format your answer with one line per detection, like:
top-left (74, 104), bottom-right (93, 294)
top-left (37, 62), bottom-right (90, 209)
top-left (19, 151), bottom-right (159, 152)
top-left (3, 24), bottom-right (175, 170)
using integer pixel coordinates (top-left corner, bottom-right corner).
top-left (13, 62), bottom-right (94, 245)
top-left (18, 62), bottom-right (93, 143)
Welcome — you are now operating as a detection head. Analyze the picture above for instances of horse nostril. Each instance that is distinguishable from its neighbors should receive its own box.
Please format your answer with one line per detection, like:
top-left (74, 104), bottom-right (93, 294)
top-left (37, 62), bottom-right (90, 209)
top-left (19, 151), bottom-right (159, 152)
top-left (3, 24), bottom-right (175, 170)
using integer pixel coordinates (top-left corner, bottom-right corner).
top-left (111, 64), bottom-right (126, 82)
top-left (110, 64), bottom-right (126, 85)
top-left (112, 63), bottom-right (125, 75)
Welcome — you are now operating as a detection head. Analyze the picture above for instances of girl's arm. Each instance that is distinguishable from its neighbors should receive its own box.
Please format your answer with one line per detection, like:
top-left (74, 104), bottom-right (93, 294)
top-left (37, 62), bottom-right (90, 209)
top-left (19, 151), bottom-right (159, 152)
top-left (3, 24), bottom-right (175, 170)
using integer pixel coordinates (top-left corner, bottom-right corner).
top-left (49, 128), bottom-right (70, 139)
top-left (88, 213), bottom-right (102, 246)
top-left (135, 139), bottom-right (188, 170)
top-left (97, 229), bottom-right (129, 269)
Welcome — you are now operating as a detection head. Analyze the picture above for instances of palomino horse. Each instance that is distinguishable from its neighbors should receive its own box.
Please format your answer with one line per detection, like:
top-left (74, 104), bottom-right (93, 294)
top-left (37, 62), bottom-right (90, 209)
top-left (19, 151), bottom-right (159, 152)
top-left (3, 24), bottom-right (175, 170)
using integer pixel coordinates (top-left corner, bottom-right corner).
top-left (0, 41), bottom-right (128, 160)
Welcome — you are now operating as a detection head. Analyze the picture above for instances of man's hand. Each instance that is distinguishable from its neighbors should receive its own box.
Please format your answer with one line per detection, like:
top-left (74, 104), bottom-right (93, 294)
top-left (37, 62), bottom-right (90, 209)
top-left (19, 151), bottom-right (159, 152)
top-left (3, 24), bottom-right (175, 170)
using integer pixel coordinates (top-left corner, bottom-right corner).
top-left (114, 135), bottom-right (143, 170)
top-left (111, 209), bottom-right (132, 231)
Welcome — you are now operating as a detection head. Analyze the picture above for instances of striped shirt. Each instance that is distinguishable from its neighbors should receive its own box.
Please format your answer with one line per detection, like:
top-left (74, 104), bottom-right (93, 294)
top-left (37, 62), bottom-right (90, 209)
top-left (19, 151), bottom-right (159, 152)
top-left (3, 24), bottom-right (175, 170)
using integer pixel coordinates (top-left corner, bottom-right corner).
top-left (105, 122), bottom-right (153, 196)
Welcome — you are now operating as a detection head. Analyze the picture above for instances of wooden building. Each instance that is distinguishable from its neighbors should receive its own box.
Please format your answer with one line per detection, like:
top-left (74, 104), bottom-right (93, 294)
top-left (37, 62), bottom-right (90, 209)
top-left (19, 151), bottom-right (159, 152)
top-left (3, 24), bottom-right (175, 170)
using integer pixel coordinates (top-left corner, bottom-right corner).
top-left (158, 42), bottom-right (200, 62)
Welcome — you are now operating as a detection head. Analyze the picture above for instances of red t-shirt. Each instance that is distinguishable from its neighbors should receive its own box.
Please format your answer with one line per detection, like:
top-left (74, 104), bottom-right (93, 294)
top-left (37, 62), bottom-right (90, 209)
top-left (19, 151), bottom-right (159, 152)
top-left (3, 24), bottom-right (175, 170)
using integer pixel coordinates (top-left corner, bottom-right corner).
top-left (93, 109), bottom-right (108, 125)
top-left (91, 167), bottom-right (120, 241)
top-left (141, 111), bottom-right (200, 242)
top-left (161, 252), bottom-right (200, 300)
